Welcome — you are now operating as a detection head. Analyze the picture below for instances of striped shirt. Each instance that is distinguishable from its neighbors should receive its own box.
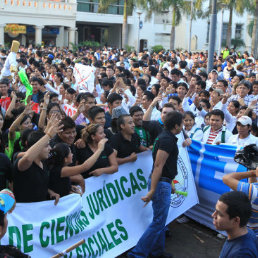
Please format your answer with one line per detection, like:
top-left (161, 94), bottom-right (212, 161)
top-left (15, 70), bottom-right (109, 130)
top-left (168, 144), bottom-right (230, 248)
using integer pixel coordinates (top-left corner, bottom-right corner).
top-left (206, 128), bottom-right (222, 145)
top-left (237, 181), bottom-right (258, 236)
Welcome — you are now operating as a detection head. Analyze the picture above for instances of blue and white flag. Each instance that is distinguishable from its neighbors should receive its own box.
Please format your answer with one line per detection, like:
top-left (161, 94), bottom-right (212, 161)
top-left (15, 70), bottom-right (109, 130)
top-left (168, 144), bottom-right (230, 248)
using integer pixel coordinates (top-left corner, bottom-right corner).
top-left (186, 140), bottom-right (247, 232)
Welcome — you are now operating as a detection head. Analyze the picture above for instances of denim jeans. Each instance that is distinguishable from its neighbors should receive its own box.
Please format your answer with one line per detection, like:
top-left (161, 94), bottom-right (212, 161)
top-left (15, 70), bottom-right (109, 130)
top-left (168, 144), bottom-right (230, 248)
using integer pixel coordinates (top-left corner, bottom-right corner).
top-left (128, 178), bottom-right (172, 258)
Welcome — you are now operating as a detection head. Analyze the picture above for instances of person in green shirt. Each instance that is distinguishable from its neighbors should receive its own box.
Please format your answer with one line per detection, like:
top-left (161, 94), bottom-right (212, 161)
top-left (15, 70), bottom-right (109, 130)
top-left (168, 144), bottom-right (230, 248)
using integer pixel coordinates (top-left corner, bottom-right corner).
top-left (222, 46), bottom-right (230, 60)
top-left (130, 106), bottom-right (152, 148)
top-left (5, 104), bottom-right (33, 159)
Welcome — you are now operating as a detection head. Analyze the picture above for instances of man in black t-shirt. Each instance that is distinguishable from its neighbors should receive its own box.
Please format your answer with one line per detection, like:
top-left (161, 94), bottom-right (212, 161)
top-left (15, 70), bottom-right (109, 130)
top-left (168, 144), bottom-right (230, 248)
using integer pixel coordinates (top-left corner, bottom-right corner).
top-left (109, 114), bottom-right (146, 164)
top-left (128, 111), bottom-right (183, 258)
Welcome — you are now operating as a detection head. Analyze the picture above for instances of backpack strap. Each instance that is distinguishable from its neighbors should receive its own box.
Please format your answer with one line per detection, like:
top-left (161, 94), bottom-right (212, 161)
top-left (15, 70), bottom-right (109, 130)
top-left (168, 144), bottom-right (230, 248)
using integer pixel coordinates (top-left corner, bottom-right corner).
top-left (190, 128), bottom-right (202, 139)
top-left (221, 130), bottom-right (226, 143)
top-left (203, 125), bottom-right (210, 133)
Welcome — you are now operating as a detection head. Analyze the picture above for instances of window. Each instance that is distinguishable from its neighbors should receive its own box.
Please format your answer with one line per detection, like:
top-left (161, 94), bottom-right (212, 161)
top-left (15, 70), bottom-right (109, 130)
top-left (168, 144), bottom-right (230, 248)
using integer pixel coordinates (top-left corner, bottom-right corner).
top-left (235, 24), bottom-right (243, 39)
top-left (222, 23), bottom-right (228, 42)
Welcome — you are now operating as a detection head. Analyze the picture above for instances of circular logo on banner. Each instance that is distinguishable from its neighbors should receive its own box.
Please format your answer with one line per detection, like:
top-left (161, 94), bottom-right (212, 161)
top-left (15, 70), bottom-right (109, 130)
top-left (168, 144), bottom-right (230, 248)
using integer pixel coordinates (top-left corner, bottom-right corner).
top-left (170, 155), bottom-right (188, 208)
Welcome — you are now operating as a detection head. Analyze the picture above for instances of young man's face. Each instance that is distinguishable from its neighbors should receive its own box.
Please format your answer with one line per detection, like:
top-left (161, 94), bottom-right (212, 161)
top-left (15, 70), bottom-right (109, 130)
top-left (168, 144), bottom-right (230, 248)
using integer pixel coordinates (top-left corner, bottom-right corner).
top-left (236, 85), bottom-right (249, 98)
top-left (252, 84), bottom-right (258, 95)
top-left (142, 95), bottom-right (151, 110)
top-left (0, 83), bottom-right (8, 96)
top-left (216, 82), bottom-right (227, 93)
top-left (58, 127), bottom-right (77, 145)
top-left (210, 115), bottom-right (223, 131)
top-left (168, 99), bottom-right (179, 111)
top-left (236, 123), bottom-right (250, 137)
top-left (92, 112), bottom-right (106, 127)
top-left (210, 91), bottom-right (221, 104)
top-left (212, 200), bottom-right (236, 232)
top-left (121, 116), bottom-right (135, 135)
top-left (161, 107), bottom-right (174, 122)
top-left (110, 100), bottom-right (122, 111)
top-left (132, 111), bottom-right (144, 127)
top-left (84, 97), bottom-right (95, 113)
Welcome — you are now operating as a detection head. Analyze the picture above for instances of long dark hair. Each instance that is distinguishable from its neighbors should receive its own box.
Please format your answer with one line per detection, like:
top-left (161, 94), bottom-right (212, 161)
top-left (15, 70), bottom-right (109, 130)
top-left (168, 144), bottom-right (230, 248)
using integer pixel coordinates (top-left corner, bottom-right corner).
top-left (48, 143), bottom-right (70, 167)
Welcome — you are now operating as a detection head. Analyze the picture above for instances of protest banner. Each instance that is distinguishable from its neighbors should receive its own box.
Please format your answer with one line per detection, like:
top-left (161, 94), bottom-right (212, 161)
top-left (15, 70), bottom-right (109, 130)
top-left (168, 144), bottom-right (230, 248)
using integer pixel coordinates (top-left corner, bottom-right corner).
top-left (73, 64), bottom-right (95, 93)
top-left (1, 144), bottom-right (198, 257)
top-left (186, 140), bottom-right (247, 232)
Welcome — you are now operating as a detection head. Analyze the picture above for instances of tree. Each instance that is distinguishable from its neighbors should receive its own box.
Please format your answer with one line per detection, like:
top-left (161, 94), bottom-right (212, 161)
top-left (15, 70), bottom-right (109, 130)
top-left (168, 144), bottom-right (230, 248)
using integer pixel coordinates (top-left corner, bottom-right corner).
top-left (98, 0), bottom-right (134, 48)
top-left (251, 0), bottom-right (258, 58)
top-left (140, 0), bottom-right (203, 50)
top-left (217, 0), bottom-right (251, 48)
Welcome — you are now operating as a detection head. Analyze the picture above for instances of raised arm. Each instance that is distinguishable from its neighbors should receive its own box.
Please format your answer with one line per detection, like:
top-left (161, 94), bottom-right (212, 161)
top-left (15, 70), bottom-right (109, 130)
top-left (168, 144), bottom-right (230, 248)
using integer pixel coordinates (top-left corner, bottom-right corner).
top-left (222, 169), bottom-right (257, 191)
top-left (38, 93), bottom-right (50, 130)
top-left (143, 96), bottom-right (162, 121)
top-left (71, 100), bottom-right (85, 121)
top-left (9, 103), bottom-right (32, 140)
top-left (18, 114), bottom-right (62, 171)
top-left (5, 91), bottom-right (17, 118)
top-left (89, 151), bottom-right (118, 176)
top-left (60, 138), bottom-right (108, 177)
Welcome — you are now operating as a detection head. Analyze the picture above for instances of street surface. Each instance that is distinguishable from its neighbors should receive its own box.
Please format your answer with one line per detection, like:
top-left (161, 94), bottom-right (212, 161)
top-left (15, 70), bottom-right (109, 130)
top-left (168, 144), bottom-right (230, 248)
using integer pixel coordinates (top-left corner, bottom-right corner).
top-left (118, 219), bottom-right (225, 258)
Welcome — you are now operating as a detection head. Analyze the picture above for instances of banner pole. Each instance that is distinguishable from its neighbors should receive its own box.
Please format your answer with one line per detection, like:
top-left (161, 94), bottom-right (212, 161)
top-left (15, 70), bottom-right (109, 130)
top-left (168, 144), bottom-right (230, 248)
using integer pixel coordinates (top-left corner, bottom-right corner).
top-left (51, 239), bottom-right (85, 258)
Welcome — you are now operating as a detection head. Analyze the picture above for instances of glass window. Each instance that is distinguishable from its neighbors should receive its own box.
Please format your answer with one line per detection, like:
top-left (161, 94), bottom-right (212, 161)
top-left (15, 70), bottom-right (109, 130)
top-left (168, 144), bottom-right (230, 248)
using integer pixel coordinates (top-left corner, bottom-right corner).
top-left (235, 24), bottom-right (242, 39)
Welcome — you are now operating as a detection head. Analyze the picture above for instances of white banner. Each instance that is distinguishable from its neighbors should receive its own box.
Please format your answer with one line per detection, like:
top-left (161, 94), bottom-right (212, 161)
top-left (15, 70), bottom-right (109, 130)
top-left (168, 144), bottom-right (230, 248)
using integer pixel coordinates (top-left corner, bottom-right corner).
top-left (73, 64), bottom-right (95, 93)
top-left (1, 146), bottom-right (198, 257)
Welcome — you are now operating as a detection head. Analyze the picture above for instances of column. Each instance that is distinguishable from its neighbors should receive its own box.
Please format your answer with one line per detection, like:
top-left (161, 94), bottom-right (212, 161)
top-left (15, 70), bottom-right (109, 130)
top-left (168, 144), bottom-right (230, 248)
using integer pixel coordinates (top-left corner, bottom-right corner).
top-left (68, 27), bottom-right (76, 50)
top-left (56, 26), bottom-right (64, 47)
top-left (35, 25), bottom-right (44, 46)
top-left (21, 34), bottom-right (26, 46)
top-left (0, 24), bottom-right (6, 46)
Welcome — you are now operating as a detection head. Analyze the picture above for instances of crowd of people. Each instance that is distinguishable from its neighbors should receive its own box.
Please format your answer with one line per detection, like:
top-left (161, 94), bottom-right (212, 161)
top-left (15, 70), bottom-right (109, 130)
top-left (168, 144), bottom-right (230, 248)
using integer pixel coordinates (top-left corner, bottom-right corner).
top-left (0, 41), bottom-right (258, 257)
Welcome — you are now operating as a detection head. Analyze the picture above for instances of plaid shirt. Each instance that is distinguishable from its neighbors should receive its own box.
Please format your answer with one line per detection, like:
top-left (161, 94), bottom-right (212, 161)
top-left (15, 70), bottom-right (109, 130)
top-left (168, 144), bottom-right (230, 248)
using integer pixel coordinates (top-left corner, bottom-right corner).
top-left (227, 94), bottom-right (258, 114)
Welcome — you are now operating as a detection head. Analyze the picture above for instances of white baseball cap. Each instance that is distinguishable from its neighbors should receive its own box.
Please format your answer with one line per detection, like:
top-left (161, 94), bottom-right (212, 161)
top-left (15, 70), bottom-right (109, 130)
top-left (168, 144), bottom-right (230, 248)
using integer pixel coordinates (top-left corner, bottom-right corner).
top-left (237, 116), bottom-right (252, 126)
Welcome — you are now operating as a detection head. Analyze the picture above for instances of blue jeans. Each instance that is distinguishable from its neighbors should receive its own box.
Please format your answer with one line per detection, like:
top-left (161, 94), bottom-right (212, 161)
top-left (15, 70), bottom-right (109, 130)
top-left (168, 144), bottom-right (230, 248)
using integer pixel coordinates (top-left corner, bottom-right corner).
top-left (128, 178), bottom-right (172, 258)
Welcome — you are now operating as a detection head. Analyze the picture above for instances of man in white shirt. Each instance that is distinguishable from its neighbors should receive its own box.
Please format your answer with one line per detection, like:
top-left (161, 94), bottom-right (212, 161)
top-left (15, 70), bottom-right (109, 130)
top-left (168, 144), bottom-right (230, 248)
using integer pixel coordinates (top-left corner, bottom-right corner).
top-left (202, 109), bottom-right (232, 144)
top-left (228, 116), bottom-right (258, 148)
top-left (210, 89), bottom-right (223, 110)
top-left (142, 91), bottom-right (161, 121)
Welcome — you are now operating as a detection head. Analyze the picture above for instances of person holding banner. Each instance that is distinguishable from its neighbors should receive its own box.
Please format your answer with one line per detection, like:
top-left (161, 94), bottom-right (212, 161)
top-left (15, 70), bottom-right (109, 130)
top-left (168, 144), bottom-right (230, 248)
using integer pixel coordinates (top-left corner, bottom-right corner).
top-left (202, 109), bottom-right (232, 145)
top-left (77, 124), bottom-right (118, 178)
top-left (13, 114), bottom-right (62, 203)
top-left (48, 137), bottom-right (108, 197)
top-left (128, 111), bottom-right (183, 258)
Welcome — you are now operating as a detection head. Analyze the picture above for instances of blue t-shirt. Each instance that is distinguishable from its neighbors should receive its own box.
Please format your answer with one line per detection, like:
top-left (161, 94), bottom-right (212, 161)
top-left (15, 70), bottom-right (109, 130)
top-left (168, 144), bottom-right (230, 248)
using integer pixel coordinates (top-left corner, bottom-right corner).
top-left (220, 229), bottom-right (258, 258)
top-left (237, 181), bottom-right (258, 235)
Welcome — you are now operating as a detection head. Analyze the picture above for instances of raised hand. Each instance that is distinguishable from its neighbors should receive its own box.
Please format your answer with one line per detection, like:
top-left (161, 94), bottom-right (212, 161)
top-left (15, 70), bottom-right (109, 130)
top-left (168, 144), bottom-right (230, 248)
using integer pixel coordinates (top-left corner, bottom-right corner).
top-left (45, 114), bottom-right (63, 138)
top-left (97, 138), bottom-right (108, 151)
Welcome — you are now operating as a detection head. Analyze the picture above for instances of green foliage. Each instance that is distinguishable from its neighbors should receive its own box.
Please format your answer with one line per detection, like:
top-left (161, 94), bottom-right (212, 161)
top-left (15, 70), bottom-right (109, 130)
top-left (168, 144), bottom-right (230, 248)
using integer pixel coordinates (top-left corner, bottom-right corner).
top-left (151, 45), bottom-right (164, 53)
top-left (125, 45), bottom-right (135, 52)
top-left (79, 41), bottom-right (101, 48)
top-left (248, 20), bottom-right (254, 38)
top-left (69, 41), bottom-right (101, 51)
top-left (222, 38), bottom-right (245, 49)
top-left (69, 42), bottom-right (78, 52)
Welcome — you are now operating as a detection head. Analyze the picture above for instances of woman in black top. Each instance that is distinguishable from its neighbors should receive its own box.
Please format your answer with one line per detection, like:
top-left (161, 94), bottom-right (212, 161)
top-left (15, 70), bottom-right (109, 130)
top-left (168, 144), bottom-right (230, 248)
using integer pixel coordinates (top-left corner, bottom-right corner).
top-left (48, 138), bottom-right (107, 197)
top-left (76, 124), bottom-right (118, 178)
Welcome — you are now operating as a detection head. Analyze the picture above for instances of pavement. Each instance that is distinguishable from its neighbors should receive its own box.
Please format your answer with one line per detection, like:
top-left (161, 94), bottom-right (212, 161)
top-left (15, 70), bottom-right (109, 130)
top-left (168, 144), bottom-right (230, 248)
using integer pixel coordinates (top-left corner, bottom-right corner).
top-left (165, 219), bottom-right (225, 258)
top-left (118, 218), bottom-right (225, 258)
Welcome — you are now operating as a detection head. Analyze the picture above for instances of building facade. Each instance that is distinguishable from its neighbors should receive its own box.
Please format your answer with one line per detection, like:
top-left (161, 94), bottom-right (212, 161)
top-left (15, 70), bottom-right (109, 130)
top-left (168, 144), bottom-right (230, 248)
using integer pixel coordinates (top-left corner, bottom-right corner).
top-left (0, 0), bottom-right (253, 53)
